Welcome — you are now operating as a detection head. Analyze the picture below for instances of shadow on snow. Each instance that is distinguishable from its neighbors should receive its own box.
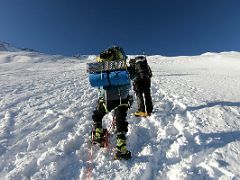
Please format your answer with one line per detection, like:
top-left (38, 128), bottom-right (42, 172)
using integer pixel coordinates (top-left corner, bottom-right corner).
top-left (187, 101), bottom-right (240, 111)
top-left (193, 130), bottom-right (240, 151)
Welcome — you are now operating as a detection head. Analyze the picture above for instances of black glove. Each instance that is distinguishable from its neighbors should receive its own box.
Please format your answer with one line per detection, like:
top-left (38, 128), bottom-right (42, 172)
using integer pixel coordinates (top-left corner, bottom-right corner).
top-left (127, 95), bottom-right (134, 108)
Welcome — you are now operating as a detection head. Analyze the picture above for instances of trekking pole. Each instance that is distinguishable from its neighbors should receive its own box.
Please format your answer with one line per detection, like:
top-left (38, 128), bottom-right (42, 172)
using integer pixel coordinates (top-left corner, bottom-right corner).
top-left (143, 92), bottom-right (147, 117)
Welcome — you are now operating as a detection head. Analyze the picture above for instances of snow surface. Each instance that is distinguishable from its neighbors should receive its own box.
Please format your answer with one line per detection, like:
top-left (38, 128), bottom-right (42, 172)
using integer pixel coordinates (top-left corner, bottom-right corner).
top-left (0, 49), bottom-right (240, 180)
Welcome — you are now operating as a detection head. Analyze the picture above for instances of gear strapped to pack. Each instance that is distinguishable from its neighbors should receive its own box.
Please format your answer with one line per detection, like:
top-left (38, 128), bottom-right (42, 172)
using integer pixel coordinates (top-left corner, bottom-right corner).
top-left (87, 46), bottom-right (130, 88)
top-left (87, 46), bottom-right (131, 107)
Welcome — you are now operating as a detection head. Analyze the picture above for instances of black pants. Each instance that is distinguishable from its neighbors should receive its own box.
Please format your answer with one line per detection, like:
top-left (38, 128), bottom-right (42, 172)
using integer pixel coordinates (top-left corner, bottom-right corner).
top-left (92, 98), bottom-right (129, 133)
top-left (134, 78), bottom-right (153, 113)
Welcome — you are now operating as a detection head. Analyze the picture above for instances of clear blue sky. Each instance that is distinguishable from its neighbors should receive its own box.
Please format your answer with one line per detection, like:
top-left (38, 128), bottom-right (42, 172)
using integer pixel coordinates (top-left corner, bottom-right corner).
top-left (1, 0), bottom-right (240, 56)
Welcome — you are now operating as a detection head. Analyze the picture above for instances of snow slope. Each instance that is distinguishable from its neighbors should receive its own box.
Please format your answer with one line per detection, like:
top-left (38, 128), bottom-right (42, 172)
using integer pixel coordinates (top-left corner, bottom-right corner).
top-left (0, 42), bottom-right (20, 52)
top-left (0, 49), bottom-right (240, 180)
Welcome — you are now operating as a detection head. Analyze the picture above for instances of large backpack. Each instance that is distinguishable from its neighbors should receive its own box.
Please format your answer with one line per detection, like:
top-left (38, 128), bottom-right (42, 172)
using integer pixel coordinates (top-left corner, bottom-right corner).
top-left (87, 47), bottom-right (130, 88)
top-left (134, 56), bottom-right (152, 80)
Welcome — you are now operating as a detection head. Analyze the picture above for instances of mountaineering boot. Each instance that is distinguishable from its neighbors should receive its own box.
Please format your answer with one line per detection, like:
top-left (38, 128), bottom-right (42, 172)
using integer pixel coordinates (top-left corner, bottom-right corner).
top-left (134, 111), bottom-right (147, 117)
top-left (134, 111), bottom-right (152, 117)
top-left (146, 112), bottom-right (152, 116)
top-left (114, 134), bottom-right (131, 160)
top-left (91, 127), bottom-right (105, 146)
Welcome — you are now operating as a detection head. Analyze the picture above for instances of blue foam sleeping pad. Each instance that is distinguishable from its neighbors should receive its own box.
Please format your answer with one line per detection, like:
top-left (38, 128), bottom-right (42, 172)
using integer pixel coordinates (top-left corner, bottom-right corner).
top-left (89, 70), bottom-right (130, 87)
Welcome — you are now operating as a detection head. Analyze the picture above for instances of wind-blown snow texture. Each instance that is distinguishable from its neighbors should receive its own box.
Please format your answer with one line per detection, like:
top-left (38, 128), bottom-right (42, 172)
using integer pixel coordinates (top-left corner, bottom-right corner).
top-left (0, 47), bottom-right (240, 179)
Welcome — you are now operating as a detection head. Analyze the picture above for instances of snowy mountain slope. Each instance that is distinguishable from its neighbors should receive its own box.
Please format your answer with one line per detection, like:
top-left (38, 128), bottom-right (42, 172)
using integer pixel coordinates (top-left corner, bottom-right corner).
top-left (0, 42), bottom-right (20, 52)
top-left (0, 50), bottom-right (240, 179)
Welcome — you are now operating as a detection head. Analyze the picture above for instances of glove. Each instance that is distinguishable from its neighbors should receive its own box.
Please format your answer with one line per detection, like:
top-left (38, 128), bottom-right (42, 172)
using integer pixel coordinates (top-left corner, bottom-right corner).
top-left (98, 97), bottom-right (105, 104)
top-left (127, 95), bottom-right (134, 108)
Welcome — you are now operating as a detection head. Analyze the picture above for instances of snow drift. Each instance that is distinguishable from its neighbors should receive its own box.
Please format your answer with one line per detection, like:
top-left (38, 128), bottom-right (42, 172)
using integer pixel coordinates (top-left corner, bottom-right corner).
top-left (0, 48), bottom-right (240, 179)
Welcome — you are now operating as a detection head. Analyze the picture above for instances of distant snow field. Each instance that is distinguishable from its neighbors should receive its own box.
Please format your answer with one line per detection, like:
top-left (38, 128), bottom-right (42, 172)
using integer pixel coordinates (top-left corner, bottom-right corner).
top-left (0, 48), bottom-right (240, 179)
